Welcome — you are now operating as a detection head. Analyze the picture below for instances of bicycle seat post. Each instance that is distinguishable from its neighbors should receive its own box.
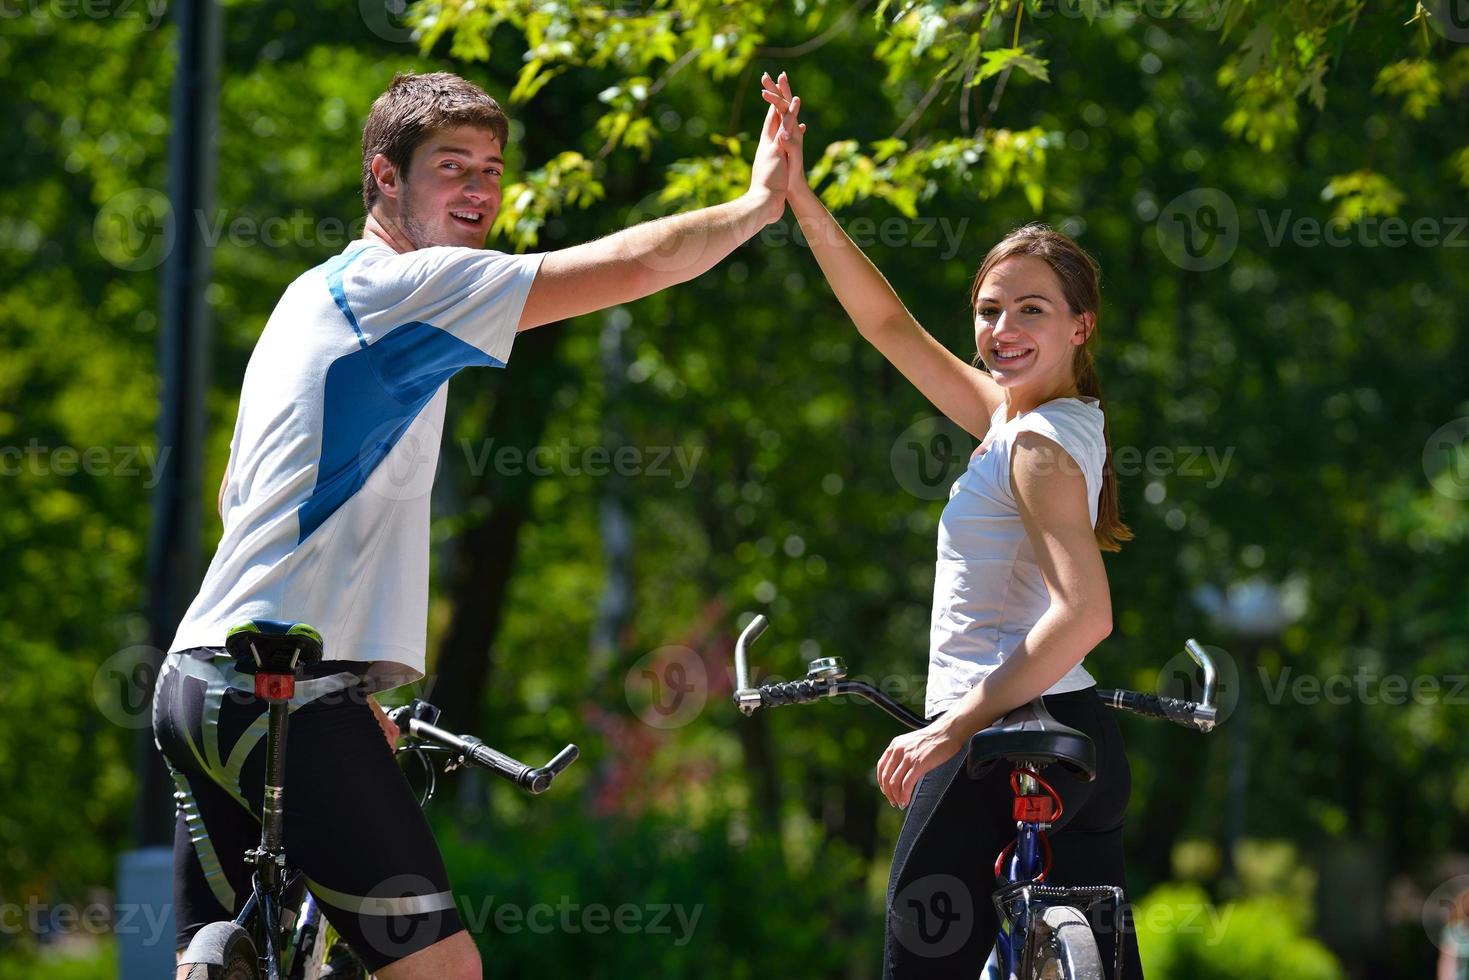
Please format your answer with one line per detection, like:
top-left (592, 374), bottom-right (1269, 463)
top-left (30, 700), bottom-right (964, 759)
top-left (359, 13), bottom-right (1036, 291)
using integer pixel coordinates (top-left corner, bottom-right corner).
top-left (257, 671), bottom-right (294, 860)
top-left (224, 622), bottom-right (325, 879)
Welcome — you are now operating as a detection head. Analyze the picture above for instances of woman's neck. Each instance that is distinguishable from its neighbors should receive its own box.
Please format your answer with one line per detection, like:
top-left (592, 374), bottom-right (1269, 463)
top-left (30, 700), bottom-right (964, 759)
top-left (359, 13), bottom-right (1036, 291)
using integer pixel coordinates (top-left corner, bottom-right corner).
top-left (1004, 381), bottom-right (1081, 421)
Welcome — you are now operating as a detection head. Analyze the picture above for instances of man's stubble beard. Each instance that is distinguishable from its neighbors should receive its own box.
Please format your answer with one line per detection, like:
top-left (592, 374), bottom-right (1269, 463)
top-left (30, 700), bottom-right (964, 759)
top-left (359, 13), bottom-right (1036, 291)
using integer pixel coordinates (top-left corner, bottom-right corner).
top-left (396, 180), bottom-right (439, 250)
top-left (397, 180), bottom-right (487, 250)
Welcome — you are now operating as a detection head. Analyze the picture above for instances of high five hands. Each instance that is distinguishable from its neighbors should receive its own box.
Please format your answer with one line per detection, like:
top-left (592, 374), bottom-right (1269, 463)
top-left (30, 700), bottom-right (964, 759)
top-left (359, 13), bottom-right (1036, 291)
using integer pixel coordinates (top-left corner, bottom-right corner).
top-left (743, 69), bottom-right (813, 226)
top-left (747, 70), bottom-right (805, 224)
top-left (759, 71), bottom-right (809, 203)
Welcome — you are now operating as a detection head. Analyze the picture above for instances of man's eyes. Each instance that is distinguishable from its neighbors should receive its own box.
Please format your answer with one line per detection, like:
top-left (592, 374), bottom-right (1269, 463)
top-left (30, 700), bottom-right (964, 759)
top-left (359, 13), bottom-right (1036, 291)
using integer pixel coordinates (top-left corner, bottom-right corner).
top-left (440, 162), bottom-right (502, 177)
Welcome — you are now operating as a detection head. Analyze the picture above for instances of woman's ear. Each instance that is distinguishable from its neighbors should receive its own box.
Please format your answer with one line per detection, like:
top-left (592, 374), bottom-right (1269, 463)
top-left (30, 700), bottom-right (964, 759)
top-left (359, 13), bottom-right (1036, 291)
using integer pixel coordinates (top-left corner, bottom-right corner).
top-left (1072, 310), bottom-right (1096, 345)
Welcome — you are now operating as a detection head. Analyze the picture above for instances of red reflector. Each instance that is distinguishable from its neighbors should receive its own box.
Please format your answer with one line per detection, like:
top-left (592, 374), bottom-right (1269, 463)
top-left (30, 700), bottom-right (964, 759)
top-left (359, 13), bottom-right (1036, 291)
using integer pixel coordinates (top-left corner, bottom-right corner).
top-left (255, 673), bottom-right (295, 700)
top-left (1014, 794), bottom-right (1056, 822)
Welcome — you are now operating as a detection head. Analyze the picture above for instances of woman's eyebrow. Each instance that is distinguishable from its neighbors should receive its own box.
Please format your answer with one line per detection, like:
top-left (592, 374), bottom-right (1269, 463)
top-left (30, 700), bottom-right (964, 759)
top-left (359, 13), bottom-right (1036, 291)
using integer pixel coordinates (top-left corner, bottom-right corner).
top-left (977, 292), bottom-right (1054, 304)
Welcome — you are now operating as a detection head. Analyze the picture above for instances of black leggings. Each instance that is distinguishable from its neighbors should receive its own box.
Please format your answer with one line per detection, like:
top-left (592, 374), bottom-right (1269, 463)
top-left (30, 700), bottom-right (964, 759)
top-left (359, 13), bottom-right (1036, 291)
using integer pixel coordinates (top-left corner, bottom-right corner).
top-left (884, 687), bottom-right (1141, 979)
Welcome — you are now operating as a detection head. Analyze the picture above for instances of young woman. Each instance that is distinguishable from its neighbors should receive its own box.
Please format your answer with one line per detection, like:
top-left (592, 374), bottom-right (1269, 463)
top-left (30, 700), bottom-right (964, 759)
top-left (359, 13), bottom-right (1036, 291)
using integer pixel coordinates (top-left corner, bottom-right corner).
top-left (760, 72), bottom-right (1140, 978)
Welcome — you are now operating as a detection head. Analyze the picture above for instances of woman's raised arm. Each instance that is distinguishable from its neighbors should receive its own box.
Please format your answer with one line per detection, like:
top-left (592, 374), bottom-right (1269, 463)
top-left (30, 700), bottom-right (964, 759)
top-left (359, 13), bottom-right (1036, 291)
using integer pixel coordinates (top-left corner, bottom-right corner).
top-left (762, 73), bottom-right (1003, 440)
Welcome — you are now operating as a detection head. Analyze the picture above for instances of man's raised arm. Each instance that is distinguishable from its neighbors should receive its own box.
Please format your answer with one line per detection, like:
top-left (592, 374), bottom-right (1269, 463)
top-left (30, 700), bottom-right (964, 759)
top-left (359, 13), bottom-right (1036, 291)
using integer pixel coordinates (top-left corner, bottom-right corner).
top-left (517, 94), bottom-right (792, 331)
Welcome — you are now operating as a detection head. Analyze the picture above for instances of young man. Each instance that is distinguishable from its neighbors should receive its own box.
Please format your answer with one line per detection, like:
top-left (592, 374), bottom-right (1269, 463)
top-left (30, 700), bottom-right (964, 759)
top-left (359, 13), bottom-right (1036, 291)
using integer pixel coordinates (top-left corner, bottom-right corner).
top-left (156, 70), bottom-right (794, 979)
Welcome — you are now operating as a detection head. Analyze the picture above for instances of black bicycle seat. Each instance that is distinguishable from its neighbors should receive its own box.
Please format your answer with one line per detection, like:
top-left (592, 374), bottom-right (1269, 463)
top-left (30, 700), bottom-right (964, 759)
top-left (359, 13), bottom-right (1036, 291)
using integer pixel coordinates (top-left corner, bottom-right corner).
top-left (224, 620), bottom-right (324, 675)
top-left (964, 698), bottom-right (1096, 782)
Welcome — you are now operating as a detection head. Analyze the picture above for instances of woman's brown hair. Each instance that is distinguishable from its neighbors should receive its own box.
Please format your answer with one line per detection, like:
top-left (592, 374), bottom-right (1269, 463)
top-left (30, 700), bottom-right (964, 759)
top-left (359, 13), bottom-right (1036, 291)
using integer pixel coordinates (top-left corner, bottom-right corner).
top-left (970, 223), bottom-right (1133, 552)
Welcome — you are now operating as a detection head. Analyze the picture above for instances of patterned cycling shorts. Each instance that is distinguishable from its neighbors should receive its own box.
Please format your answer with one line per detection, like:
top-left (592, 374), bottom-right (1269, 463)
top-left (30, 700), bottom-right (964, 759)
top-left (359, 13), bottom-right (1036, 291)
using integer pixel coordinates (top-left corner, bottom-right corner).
top-left (151, 648), bottom-right (466, 972)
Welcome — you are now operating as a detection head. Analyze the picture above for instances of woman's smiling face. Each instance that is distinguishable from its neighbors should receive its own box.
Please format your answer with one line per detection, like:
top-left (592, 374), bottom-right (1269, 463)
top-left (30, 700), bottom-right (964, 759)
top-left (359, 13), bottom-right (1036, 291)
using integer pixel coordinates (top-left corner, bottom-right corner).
top-left (973, 255), bottom-right (1093, 403)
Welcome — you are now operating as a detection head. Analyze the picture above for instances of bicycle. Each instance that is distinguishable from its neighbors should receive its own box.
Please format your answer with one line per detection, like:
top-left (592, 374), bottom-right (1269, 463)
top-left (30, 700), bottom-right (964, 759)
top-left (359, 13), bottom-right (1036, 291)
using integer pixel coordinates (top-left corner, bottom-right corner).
top-left (729, 613), bottom-right (1220, 980)
top-left (177, 619), bottom-right (580, 980)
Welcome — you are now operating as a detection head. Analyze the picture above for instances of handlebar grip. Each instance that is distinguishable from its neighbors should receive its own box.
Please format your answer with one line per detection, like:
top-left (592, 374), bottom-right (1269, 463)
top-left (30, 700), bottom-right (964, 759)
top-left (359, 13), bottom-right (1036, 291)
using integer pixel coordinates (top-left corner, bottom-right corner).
top-left (1102, 690), bottom-right (1208, 731)
top-left (466, 741), bottom-right (535, 785)
top-left (758, 679), bottom-right (829, 707)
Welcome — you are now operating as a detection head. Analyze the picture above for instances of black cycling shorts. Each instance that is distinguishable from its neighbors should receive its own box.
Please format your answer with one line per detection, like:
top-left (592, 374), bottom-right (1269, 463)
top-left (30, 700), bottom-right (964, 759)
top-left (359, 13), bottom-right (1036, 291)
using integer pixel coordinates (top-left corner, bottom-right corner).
top-left (151, 648), bottom-right (465, 972)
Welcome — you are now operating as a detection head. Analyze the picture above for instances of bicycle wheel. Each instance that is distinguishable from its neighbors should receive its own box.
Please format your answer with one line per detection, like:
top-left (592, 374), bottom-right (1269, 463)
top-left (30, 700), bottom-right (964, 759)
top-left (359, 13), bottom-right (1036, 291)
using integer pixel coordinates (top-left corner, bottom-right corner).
top-left (181, 921), bottom-right (260, 980)
top-left (1027, 905), bottom-right (1103, 980)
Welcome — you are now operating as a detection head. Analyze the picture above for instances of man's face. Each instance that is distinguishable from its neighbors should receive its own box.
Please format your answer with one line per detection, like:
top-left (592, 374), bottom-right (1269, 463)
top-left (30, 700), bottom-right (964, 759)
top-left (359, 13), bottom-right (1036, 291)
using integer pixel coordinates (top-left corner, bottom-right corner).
top-left (382, 124), bottom-right (504, 249)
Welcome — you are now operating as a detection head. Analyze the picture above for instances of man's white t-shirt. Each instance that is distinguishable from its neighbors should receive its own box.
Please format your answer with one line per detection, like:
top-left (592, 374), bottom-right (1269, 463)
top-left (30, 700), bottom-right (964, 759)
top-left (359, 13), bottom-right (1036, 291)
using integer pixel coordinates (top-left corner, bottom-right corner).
top-left (170, 240), bottom-right (545, 690)
top-left (925, 396), bottom-right (1107, 717)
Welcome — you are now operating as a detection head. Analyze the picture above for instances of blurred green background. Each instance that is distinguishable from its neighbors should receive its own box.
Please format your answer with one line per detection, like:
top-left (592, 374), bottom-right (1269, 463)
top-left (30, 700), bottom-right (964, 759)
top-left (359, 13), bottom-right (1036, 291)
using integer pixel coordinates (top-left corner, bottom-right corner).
top-left (3, 0), bottom-right (1468, 976)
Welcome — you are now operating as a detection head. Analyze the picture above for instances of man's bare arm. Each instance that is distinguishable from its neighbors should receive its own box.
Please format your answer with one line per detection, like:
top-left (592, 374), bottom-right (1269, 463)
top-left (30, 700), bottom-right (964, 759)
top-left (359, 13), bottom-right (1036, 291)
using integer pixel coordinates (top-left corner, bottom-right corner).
top-left (517, 194), bottom-right (772, 330)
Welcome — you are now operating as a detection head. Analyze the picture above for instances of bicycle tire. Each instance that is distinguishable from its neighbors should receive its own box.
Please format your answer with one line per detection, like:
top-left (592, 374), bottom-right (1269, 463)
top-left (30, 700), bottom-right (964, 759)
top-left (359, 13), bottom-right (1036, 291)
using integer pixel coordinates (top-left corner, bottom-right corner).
top-left (180, 921), bottom-right (260, 980)
top-left (1027, 905), bottom-right (1104, 980)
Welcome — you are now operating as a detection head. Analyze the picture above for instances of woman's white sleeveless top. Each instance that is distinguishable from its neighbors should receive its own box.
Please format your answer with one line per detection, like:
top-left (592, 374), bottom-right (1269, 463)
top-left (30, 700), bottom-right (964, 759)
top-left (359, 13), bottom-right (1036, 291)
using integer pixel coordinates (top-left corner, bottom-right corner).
top-left (925, 396), bottom-right (1107, 717)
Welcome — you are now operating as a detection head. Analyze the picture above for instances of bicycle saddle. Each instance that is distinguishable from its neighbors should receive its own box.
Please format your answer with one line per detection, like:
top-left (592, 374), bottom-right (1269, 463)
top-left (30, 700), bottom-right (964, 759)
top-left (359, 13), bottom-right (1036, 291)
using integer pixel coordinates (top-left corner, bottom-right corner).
top-left (964, 698), bottom-right (1096, 782)
top-left (224, 620), bottom-right (324, 674)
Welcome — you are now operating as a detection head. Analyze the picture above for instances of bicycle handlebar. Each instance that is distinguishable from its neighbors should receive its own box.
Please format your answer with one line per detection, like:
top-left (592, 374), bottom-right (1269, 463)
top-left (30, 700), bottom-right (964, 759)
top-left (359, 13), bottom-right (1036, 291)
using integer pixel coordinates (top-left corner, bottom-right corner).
top-left (387, 700), bottom-right (579, 794)
top-left (731, 613), bottom-right (1220, 734)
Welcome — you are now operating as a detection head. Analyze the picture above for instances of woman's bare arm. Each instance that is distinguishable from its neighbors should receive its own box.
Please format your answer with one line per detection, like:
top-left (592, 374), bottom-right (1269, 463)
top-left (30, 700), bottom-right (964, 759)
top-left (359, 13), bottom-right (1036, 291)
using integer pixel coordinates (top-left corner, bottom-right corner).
top-left (763, 76), bottom-right (1004, 440)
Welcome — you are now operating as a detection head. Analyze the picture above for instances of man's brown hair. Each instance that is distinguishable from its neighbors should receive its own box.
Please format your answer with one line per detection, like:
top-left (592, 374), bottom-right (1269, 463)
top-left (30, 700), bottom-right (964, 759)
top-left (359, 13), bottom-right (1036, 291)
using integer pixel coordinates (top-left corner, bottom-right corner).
top-left (361, 71), bottom-right (510, 212)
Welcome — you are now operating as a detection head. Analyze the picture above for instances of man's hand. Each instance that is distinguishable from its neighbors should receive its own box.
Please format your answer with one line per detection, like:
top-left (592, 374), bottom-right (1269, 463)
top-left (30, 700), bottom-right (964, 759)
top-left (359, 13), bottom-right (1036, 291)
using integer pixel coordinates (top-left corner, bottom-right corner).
top-left (746, 70), bottom-right (798, 224)
top-left (367, 696), bottom-right (400, 752)
top-left (759, 71), bottom-right (810, 204)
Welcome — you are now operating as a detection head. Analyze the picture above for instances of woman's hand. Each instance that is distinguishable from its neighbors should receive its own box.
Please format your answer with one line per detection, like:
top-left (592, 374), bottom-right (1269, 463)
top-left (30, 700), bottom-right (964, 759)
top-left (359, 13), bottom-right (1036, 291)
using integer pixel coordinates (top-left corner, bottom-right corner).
top-left (759, 71), bottom-right (811, 202)
top-left (876, 720), bottom-right (966, 809)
